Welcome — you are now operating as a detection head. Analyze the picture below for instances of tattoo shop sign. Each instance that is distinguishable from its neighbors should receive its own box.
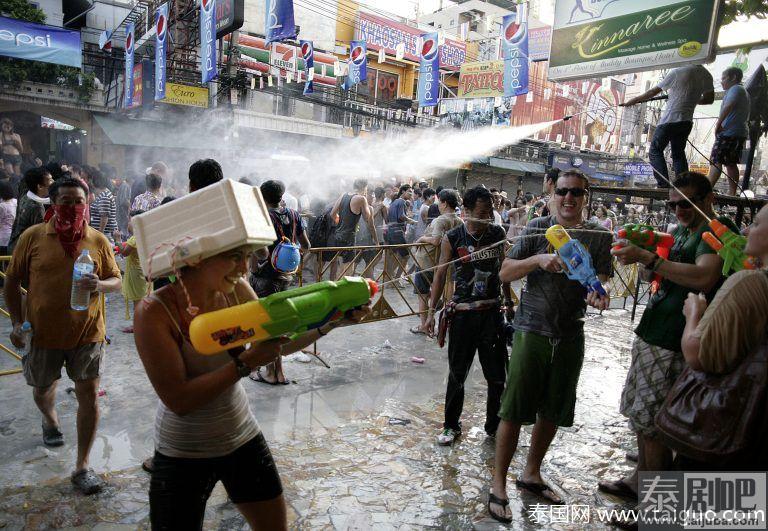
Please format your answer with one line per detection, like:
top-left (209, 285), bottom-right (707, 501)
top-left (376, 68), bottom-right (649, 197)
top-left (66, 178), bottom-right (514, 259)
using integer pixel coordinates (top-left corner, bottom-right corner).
top-left (548, 0), bottom-right (721, 81)
top-left (458, 61), bottom-right (504, 98)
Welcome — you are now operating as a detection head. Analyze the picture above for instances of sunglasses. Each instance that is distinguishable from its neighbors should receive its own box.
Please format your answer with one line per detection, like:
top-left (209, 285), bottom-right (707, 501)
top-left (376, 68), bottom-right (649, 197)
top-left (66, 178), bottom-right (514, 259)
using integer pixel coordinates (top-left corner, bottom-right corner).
top-left (554, 187), bottom-right (587, 198)
top-left (668, 199), bottom-right (695, 210)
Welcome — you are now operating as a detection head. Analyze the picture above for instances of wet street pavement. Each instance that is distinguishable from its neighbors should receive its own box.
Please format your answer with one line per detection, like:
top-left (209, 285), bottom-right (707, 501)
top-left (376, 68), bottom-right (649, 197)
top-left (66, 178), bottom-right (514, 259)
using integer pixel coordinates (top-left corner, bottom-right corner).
top-left (0, 294), bottom-right (642, 529)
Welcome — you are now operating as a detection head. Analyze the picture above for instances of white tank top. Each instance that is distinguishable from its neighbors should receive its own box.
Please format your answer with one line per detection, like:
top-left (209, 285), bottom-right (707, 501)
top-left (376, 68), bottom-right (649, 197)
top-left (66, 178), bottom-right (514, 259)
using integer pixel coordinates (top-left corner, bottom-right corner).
top-left (151, 294), bottom-right (260, 458)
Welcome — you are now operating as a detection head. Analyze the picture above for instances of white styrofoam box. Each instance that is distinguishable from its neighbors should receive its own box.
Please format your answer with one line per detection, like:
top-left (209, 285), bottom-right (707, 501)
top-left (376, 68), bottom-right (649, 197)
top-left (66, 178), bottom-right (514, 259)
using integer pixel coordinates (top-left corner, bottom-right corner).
top-left (133, 179), bottom-right (276, 279)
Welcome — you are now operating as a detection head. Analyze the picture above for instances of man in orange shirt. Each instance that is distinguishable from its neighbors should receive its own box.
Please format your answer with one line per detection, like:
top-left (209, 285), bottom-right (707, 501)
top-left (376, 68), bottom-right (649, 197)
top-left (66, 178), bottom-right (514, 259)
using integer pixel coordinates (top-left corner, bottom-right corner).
top-left (5, 177), bottom-right (121, 495)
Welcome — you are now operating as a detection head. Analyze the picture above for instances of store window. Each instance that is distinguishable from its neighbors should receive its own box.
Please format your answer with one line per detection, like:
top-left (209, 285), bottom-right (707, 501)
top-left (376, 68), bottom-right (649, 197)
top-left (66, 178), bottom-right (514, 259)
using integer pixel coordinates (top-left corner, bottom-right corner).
top-left (365, 68), bottom-right (399, 104)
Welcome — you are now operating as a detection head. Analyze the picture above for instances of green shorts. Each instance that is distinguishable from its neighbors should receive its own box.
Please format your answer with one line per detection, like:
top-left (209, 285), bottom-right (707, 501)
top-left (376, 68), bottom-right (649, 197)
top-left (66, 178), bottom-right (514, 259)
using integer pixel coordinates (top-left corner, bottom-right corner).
top-left (498, 330), bottom-right (585, 427)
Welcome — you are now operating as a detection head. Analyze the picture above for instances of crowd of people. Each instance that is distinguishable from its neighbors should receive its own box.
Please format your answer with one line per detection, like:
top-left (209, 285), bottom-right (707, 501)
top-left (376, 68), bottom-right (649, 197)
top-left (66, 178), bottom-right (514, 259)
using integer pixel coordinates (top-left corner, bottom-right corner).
top-left (1, 151), bottom-right (765, 530)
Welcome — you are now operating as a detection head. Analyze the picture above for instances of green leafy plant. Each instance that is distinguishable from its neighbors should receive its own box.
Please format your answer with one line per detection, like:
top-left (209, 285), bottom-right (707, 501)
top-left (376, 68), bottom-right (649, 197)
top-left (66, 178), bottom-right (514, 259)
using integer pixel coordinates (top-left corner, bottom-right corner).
top-left (722, 0), bottom-right (768, 25)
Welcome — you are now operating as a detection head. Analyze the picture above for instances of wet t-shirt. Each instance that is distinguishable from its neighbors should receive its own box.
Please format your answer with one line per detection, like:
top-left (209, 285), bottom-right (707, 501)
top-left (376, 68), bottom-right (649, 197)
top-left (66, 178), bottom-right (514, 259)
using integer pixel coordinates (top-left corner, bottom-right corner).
top-left (446, 224), bottom-right (506, 303)
top-left (509, 216), bottom-right (613, 339)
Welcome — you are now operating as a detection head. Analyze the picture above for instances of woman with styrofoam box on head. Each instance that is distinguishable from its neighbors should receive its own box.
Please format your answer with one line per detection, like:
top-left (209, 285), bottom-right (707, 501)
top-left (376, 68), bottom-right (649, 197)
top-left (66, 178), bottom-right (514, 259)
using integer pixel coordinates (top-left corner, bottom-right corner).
top-left (131, 179), bottom-right (374, 530)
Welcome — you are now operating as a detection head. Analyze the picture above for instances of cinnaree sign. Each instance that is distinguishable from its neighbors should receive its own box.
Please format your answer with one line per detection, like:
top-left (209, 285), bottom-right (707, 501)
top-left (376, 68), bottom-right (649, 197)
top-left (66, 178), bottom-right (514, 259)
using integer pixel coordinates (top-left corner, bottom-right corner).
top-left (548, 0), bottom-right (720, 81)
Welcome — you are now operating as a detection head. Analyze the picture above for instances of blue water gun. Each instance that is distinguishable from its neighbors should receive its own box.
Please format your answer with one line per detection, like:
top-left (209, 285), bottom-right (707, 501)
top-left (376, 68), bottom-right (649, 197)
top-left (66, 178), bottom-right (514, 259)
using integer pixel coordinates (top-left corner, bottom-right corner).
top-left (545, 224), bottom-right (607, 297)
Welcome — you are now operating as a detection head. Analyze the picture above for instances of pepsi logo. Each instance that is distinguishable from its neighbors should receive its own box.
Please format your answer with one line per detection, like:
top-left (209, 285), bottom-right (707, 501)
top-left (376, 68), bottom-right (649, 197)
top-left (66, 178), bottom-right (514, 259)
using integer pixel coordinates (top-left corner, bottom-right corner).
top-left (125, 32), bottom-right (133, 52)
top-left (156, 14), bottom-right (166, 38)
top-left (350, 45), bottom-right (366, 65)
top-left (201, 0), bottom-right (213, 14)
top-left (421, 38), bottom-right (438, 61)
top-left (503, 19), bottom-right (526, 45)
top-left (301, 42), bottom-right (312, 60)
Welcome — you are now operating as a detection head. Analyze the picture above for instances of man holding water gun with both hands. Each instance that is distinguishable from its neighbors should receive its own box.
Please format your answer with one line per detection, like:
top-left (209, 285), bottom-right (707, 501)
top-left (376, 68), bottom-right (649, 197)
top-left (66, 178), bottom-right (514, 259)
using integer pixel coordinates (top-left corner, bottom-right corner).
top-left (599, 172), bottom-right (738, 504)
top-left (488, 169), bottom-right (612, 523)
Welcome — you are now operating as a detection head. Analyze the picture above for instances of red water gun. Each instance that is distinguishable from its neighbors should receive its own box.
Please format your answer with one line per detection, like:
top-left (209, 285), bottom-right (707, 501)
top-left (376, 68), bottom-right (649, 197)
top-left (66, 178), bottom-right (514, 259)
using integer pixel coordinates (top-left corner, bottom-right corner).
top-left (613, 224), bottom-right (674, 293)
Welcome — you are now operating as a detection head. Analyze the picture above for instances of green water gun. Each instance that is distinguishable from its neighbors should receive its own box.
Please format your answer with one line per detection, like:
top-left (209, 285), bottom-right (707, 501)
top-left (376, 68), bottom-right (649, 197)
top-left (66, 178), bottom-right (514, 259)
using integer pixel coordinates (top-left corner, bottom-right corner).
top-left (701, 219), bottom-right (757, 276)
top-left (189, 277), bottom-right (378, 354)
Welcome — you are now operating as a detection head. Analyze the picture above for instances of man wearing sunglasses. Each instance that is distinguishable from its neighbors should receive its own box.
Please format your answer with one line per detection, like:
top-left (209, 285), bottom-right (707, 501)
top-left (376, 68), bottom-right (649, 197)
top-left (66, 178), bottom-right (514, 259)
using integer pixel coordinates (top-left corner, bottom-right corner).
top-left (488, 169), bottom-right (612, 522)
top-left (599, 172), bottom-right (738, 505)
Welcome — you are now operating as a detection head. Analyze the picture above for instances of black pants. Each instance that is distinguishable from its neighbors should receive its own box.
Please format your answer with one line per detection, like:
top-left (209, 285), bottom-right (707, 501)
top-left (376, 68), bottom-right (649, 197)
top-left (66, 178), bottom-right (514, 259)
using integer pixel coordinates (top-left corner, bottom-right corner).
top-left (444, 309), bottom-right (508, 435)
top-left (649, 121), bottom-right (693, 185)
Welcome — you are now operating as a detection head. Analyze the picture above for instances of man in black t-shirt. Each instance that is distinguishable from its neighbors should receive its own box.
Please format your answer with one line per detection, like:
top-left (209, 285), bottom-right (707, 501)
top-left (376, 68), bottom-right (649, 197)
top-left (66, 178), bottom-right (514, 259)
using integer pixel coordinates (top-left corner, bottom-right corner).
top-left (426, 186), bottom-right (510, 447)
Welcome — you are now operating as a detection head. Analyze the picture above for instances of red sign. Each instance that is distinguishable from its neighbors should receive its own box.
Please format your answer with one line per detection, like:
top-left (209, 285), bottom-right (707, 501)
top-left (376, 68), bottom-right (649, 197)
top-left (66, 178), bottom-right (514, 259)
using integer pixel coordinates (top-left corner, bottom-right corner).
top-left (356, 12), bottom-right (466, 71)
top-left (131, 63), bottom-right (143, 107)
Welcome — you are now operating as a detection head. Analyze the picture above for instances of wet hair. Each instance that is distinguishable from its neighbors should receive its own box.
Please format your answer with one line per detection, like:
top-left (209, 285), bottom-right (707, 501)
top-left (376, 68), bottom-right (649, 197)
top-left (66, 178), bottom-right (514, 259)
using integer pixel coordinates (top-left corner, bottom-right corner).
top-left (397, 184), bottom-right (411, 197)
top-left (438, 188), bottom-right (459, 209)
top-left (673, 172), bottom-right (712, 200)
top-left (353, 178), bottom-right (368, 191)
top-left (462, 186), bottom-right (493, 211)
top-left (260, 180), bottom-right (285, 206)
top-left (44, 161), bottom-right (65, 181)
top-left (423, 187), bottom-right (436, 200)
top-left (24, 167), bottom-right (51, 194)
top-left (545, 167), bottom-right (561, 183)
top-left (161, 196), bottom-right (176, 205)
top-left (723, 66), bottom-right (743, 83)
top-left (0, 117), bottom-right (13, 129)
top-left (0, 180), bottom-right (14, 201)
top-left (374, 186), bottom-right (386, 200)
top-left (89, 167), bottom-right (109, 189)
top-left (559, 168), bottom-right (590, 189)
top-left (188, 158), bottom-right (223, 192)
top-left (69, 164), bottom-right (82, 176)
top-left (524, 192), bottom-right (534, 203)
top-left (145, 173), bottom-right (162, 191)
top-left (49, 177), bottom-right (88, 203)
top-left (435, 185), bottom-right (444, 194)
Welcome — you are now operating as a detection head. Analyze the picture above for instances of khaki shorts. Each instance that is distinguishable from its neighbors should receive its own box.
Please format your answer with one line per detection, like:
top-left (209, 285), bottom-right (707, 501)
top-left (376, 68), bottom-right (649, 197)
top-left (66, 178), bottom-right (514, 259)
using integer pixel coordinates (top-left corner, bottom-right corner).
top-left (22, 342), bottom-right (104, 388)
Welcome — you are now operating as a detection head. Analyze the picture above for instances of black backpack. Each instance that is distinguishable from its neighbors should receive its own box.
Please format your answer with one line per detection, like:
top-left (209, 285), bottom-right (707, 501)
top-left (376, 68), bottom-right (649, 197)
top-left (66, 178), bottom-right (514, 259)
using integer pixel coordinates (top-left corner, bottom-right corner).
top-left (309, 206), bottom-right (335, 248)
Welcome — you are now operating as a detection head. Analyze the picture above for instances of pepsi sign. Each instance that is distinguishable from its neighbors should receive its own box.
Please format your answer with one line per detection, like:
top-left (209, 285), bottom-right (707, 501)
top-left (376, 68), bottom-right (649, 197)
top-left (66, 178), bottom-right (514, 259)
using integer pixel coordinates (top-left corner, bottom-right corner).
top-left (124, 23), bottom-right (134, 107)
top-left (300, 39), bottom-right (314, 95)
top-left (501, 6), bottom-right (529, 98)
top-left (155, 3), bottom-right (168, 100)
top-left (342, 40), bottom-right (367, 90)
top-left (417, 32), bottom-right (440, 108)
top-left (265, 0), bottom-right (297, 45)
top-left (200, 0), bottom-right (217, 83)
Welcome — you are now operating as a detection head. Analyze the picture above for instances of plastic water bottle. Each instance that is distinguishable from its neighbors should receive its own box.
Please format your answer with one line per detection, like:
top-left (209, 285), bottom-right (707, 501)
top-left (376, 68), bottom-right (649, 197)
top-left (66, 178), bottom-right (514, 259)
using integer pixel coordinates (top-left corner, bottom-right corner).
top-left (71, 249), bottom-right (94, 311)
top-left (19, 321), bottom-right (32, 355)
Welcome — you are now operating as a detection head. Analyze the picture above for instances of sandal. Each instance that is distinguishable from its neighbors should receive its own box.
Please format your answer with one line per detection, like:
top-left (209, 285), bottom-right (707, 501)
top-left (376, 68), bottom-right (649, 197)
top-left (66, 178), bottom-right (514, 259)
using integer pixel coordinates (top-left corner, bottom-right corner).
top-left (487, 491), bottom-right (512, 524)
top-left (71, 468), bottom-right (104, 495)
top-left (142, 457), bottom-right (154, 473)
top-left (515, 478), bottom-right (564, 505)
top-left (598, 479), bottom-right (638, 501)
top-left (410, 326), bottom-right (426, 335)
top-left (42, 423), bottom-right (64, 447)
top-left (249, 369), bottom-right (280, 386)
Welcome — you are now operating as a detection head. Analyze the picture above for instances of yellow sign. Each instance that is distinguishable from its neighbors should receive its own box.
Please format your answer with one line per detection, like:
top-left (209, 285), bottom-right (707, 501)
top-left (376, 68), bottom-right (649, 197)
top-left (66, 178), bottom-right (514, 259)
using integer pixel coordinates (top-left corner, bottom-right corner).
top-left (162, 82), bottom-right (209, 108)
top-left (458, 61), bottom-right (504, 99)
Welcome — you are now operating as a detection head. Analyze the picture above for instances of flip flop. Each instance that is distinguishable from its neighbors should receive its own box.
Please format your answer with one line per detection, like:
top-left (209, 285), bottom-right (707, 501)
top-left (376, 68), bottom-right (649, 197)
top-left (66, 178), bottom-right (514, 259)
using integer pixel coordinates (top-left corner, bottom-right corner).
top-left (410, 326), bottom-right (426, 335)
top-left (598, 479), bottom-right (638, 501)
top-left (487, 491), bottom-right (512, 524)
top-left (515, 478), bottom-right (564, 505)
top-left (249, 369), bottom-right (280, 386)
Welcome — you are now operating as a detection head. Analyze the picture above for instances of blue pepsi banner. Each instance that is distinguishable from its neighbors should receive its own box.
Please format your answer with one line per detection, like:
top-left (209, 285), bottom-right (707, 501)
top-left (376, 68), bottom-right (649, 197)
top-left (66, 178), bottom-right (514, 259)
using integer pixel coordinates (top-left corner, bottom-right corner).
top-left (300, 39), bottom-right (314, 95)
top-left (501, 5), bottom-right (529, 97)
top-left (342, 40), bottom-right (367, 91)
top-left (265, 0), bottom-right (297, 45)
top-left (417, 32), bottom-right (440, 108)
top-left (124, 23), bottom-right (135, 107)
top-left (200, 0), bottom-right (217, 83)
top-left (0, 16), bottom-right (82, 68)
top-left (154, 3), bottom-right (168, 101)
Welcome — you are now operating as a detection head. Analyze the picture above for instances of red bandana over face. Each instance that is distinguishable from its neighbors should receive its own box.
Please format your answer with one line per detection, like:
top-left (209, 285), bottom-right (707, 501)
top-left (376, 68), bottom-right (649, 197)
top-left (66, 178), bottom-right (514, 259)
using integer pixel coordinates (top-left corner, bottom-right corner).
top-left (53, 204), bottom-right (87, 258)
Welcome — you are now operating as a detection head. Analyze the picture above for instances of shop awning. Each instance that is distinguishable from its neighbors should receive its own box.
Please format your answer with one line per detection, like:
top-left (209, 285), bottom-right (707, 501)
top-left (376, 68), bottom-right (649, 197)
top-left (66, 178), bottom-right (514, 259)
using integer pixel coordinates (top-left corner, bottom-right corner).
top-left (93, 114), bottom-right (218, 150)
top-left (486, 157), bottom-right (546, 174)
